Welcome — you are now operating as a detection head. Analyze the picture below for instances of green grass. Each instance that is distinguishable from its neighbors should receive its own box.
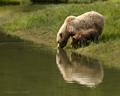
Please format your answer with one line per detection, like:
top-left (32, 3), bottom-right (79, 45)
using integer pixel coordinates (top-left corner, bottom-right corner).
top-left (69, 0), bottom-right (108, 3)
top-left (1, 0), bottom-right (120, 65)
top-left (75, 39), bottom-right (120, 64)
top-left (0, 0), bottom-right (107, 5)
top-left (0, 0), bottom-right (31, 5)
top-left (0, 0), bottom-right (21, 5)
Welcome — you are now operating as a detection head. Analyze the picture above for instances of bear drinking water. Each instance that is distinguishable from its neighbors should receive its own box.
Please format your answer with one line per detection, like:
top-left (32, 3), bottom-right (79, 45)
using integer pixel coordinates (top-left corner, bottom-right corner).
top-left (57, 11), bottom-right (104, 48)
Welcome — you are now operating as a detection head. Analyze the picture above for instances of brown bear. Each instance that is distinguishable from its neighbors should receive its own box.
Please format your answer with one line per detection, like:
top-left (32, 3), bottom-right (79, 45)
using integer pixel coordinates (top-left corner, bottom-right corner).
top-left (57, 11), bottom-right (104, 48)
top-left (71, 29), bottom-right (99, 48)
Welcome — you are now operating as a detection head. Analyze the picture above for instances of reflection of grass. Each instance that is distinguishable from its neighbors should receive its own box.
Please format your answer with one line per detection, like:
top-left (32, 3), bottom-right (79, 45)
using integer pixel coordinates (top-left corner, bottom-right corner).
top-left (1, 0), bottom-right (120, 64)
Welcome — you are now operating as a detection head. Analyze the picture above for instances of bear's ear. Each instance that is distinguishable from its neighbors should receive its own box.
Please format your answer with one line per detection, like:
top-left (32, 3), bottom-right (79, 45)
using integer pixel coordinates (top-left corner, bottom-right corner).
top-left (60, 33), bottom-right (63, 38)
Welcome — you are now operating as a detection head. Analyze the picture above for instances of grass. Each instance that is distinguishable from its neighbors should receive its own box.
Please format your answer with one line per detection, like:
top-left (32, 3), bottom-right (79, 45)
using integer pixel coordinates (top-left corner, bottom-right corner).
top-left (75, 39), bottom-right (120, 64)
top-left (1, 0), bottom-right (120, 65)
top-left (0, 0), bottom-right (21, 5)
top-left (0, 0), bottom-right (31, 5)
top-left (0, 0), bottom-right (107, 5)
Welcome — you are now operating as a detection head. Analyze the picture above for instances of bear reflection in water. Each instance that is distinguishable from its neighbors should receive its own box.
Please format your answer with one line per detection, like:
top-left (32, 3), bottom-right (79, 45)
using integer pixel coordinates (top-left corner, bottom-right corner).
top-left (56, 49), bottom-right (103, 88)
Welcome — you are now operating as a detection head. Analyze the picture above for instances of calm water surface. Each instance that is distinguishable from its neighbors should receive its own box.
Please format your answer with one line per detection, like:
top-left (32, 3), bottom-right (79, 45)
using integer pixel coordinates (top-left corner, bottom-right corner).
top-left (0, 34), bottom-right (120, 96)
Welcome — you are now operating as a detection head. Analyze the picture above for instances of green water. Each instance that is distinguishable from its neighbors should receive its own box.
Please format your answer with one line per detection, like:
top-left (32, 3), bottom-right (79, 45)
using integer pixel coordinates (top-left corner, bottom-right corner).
top-left (0, 34), bottom-right (120, 96)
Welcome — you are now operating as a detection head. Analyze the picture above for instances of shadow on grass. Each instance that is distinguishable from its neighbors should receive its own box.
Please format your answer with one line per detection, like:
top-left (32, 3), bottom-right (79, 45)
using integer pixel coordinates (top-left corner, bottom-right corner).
top-left (30, 0), bottom-right (108, 4)
top-left (0, 27), bottom-right (23, 43)
top-left (0, 1), bottom-right (20, 5)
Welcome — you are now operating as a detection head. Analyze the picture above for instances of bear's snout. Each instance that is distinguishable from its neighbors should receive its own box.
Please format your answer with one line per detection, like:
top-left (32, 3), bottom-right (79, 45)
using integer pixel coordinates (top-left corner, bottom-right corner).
top-left (57, 44), bottom-right (64, 48)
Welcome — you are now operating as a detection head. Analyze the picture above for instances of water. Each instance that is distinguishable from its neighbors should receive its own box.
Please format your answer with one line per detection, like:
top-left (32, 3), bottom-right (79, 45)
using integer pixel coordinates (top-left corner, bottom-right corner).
top-left (0, 34), bottom-right (120, 96)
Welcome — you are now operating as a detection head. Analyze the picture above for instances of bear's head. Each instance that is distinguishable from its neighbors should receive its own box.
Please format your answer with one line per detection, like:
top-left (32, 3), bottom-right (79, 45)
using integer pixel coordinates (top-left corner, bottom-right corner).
top-left (57, 23), bottom-right (70, 48)
top-left (57, 16), bottom-right (76, 48)
top-left (57, 31), bottom-right (70, 48)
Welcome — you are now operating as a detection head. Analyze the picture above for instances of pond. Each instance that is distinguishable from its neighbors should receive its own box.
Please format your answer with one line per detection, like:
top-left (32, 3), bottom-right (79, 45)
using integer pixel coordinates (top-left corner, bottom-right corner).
top-left (0, 33), bottom-right (120, 96)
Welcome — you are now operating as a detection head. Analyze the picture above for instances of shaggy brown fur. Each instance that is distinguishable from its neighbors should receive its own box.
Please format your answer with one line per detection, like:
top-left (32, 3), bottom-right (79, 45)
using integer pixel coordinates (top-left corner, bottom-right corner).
top-left (71, 29), bottom-right (99, 48)
top-left (57, 11), bottom-right (104, 48)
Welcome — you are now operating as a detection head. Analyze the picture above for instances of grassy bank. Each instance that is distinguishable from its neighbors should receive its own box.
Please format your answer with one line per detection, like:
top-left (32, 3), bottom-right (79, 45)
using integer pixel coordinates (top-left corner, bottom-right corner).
top-left (0, 0), bottom-right (31, 5)
top-left (1, 0), bottom-right (120, 65)
top-left (0, 0), bottom-right (107, 5)
top-left (0, 0), bottom-right (21, 5)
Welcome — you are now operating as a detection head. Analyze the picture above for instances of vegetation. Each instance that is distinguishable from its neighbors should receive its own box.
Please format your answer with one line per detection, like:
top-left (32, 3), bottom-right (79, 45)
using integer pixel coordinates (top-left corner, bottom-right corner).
top-left (0, 0), bottom-right (120, 65)
top-left (0, 0), bottom-right (108, 5)
top-left (0, 0), bottom-right (21, 5)
top-left (0, 0), bottom-right (31, 5)
top-left (30, 0), bottom-right (108, 3)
